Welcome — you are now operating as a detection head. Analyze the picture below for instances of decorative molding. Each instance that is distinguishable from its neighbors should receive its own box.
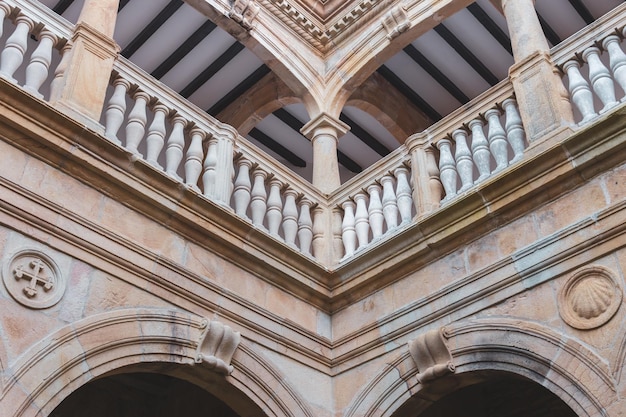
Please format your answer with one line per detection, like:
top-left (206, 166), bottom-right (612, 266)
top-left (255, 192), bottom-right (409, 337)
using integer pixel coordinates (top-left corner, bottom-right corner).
top-left (558, 265), bottom-right (622, 330)
top-left (229, 0), bottom-right (260, 30)
top-left (195, 319), bottom-right (241, 375)
top-left (382, 5), bottom-right (409, 40)
top-left (2, 248), bottom-right (65, 309)
top-left (408, 327), bottom-right (455, 384)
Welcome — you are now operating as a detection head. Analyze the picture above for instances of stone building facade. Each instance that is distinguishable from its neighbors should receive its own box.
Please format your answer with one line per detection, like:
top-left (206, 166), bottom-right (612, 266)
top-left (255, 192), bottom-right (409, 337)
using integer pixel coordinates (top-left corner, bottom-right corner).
top-left (0, 0), bottom-right (625, 416)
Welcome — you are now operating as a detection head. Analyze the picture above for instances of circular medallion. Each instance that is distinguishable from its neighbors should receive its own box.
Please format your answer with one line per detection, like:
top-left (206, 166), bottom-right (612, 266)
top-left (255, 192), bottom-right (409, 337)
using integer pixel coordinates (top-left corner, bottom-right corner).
top-left (558, 265), bottom-right (622, 330)
top-left (2, 249), bottom-right (65, 309)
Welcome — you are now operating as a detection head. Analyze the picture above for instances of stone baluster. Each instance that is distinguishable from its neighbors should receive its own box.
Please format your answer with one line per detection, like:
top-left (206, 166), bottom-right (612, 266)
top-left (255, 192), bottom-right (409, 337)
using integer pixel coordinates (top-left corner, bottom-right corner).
top-left (0, 16), bottom-right (34, 82)
top-left (266, 178), bottom-right (283, 236)
top-left (165, 115), bottom-right (186, 181)
top-left (311, 206), bottom-right (325, 261)
top-left (185, 127), bottom-right (205, 191)
top-left (341, 200), bottom-right (357, 258)
top-left (562, 60), bottom-right (596, 124)
top-left (485, 109), bottom-right (509, 173)
top-left (407, 134), bottom-right (443, 217)
top-left (103, 77), bottom-right (130, 145)
top-left (145, 103), bottom-right (168, 168)
top-left (367, 184), bottom-right (384, 239)
top-left (282, 188), bottom-right (298, 246)
top-left (502, 98), bottom-right (526, 163)
top-left (125, 90), bottom-right (150, 157)
top-left (0, 3), bottom-right (11, 39)
top-left (583, 46), bottom-right (618, 112)
top-left (354, 193), bottom-right (370, 249)
top-left (452, 129), bottom-right (473, 193)
top-left (379, 175), bottom-right (398, 231)
top-left (395, 166), bottom-right (412, 224)
top-left (250, 168), bottom-right (268, 228)
top-left (332, 207), bottom-right (344, 262)
top-left (233, 158), bottom-right (252, 219)
top-left (297, 199), bottom-right (313, 255)
top-left (469, 119), bottom-right (491, 182)
top-left (602, 35), bottom-right (626, 101)
top-left (437, 139), bottom-right (457, 201)
top-left (203, 137), bottom-right (218, 195)
top-left (424, 146), bottom-right (443, 209)
top-left (203, 131), bottom-right (236, 205)
top-left (24, 31), bottom-right (56, 98)
top-left (49, 42), bottom-right (71, 103)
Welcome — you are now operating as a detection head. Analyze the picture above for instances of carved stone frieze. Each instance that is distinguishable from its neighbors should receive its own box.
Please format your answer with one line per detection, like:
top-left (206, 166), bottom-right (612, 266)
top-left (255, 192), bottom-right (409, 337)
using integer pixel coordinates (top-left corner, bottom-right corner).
top-left (408, 327), bottom-right (455, 384)
top-left (195, 319), bottom-right (241, 375)
top-left (558, 265), bottom-right (622, 330)
top-left (382, 5), bottom-right (409, 40)
top-left (229, 0), bottom-right (261, 30)
top-left (2, 249), bottom-right (65, 309)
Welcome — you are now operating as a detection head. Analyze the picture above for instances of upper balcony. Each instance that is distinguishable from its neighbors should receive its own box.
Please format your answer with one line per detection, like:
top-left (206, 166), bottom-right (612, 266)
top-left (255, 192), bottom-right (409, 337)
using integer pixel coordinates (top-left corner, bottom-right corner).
top-left (0, 0), bottom-right (624, 310)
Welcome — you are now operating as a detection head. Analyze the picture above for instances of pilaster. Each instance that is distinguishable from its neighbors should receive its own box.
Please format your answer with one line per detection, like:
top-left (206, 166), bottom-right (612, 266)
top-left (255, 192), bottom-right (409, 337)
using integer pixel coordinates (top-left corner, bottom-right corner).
top-left (406, 132), bottom-right (443, 217)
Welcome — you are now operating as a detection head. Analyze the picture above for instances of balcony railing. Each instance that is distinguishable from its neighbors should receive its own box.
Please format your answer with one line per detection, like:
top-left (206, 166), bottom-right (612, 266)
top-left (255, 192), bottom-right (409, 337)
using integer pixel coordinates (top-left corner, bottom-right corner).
top-left (0, 0), bottom-right (625, 267)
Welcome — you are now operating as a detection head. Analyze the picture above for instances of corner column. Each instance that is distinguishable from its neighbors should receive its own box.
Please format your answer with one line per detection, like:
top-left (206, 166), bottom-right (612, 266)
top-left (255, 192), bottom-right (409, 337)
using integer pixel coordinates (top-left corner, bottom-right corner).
top-left (406, 132), bottom-right (443, 217)
top-left (50, 0), bottom-right (120, 131)
top-left (502, 0), bottom-right (573, 142)
top-left (301, 113), bottom-right (350, 194)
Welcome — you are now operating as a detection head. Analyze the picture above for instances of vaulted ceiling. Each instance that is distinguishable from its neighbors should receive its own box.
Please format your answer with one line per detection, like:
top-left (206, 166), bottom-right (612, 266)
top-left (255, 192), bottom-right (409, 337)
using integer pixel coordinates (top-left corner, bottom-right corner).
top-left (38, 0), bottom-right (624, 183)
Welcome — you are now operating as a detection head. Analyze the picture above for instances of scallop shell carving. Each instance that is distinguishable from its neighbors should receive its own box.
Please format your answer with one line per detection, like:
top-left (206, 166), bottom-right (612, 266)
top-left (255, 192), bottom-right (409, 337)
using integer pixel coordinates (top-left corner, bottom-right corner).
top-left (559, 266), bottom-right (622, 330)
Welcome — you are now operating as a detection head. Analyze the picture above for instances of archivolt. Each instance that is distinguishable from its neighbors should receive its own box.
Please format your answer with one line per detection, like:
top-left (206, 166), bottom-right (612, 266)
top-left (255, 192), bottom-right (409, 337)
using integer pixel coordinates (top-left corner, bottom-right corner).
top-left (0, 308), bottom-right (313, 417)
top-left (344, 318), bottom-right (616, 417)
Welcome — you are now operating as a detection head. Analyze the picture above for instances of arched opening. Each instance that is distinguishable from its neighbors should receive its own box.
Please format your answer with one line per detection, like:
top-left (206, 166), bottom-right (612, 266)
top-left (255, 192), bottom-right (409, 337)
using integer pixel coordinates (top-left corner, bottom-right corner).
top-left (392, 372), bottom-right (579, 417)
top-left (49, 372), bottom-right (243, 417)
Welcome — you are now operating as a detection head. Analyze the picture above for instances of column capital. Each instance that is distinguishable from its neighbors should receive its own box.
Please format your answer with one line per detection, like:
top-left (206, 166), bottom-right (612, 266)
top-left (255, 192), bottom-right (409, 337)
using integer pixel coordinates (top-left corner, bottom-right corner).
top-left (300, 112), bottom-right (350, 141)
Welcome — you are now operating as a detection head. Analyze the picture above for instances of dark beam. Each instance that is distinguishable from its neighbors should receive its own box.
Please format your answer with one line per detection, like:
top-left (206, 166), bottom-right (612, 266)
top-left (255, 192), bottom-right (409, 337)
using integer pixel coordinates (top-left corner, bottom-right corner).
top-left (248, 128), bottom-right (307, 168)
top-left (121, 0), bottom-right (183, 59)
top-left (208, 64), bottom-right (271, 116)
top-left (179, 42), bottom-right (245, 98)
top-left (118, 0), bottom-right (131, 11)
top-left (567, 0), bottom-right (595, 25)
top-left (434, 23), bottom-right (500, 86)
top-left (52, 0), bottom-right (74, 15)
top-left (151, 20), bottom-right (217, 79)
top-left (376, 65), bottom-right (442, 121)
top-left (273, 109), bottom-right (362, 173)
top-left (403, 44), bottom-right (469, 104)
top-left (466, 3), bottom-right (513, 55)
top-left (339, 113), bottom-right (391, 157)
top-left (537, 13), bottom-right (561, 46)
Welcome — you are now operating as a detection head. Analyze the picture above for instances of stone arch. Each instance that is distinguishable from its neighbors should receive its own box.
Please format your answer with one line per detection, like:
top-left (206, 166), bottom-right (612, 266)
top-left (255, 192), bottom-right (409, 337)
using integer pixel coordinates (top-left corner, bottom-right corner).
top-left (343, 319), bottom-right (616, 417)
top-left (0, 308), bottom-right (313, 417)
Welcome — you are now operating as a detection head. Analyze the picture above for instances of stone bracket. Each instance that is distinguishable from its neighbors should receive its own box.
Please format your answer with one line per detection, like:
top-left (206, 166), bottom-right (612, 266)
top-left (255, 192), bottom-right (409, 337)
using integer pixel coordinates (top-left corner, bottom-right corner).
top-left (382, 5), bottom-right (409, 40)
top-left (229, 0), bottom-right (260, 30)
top-left (408, 327), bottom-right (455, 384)
top-left (195, 319), bottom-right (241, 375)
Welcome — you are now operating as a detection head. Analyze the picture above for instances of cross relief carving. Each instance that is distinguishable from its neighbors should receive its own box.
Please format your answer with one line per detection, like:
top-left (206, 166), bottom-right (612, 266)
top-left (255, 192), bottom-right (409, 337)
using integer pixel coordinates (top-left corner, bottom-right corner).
top-left (13, 258), bottom-right (55, 298)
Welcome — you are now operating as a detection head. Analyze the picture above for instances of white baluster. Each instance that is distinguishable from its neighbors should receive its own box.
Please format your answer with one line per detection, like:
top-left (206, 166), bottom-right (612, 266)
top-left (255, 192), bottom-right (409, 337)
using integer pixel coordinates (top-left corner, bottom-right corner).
top-left (266, 178), bottom-right (283, 236)
top-left (502, 98), bottom-right (526, 163)
top-left (0, 4), bottom-right (11, 39)
top-left (485, 108), bottom-right (509, 173)
top-left (582, 46), bottom-right (618, 113)
top-left (0, 16), bottom-right (34, 82)
top-left (602, 35), bottom-right (626, 102)
top-left (437, 139), bottom-right (457, 201)
top-left (145, 103), bottom-right (168, 169)
top-left (425, 145), bottom-right (443, 207)
top-left (233, 158), bottom-right (252, 219)
top-left (125, 90), bottom-right (149, 157)
top-left (341, 200), bottom-right (357, 258)
top-left (202, 137), bottom-right (217, 195)
top-left (185, 127), bottom-right (205, 192)
top-left (24, 30), bottom-right (56, 98)
top-left (312, 206), bottom-right (325, 261)
top-left (367, 184), bottom-right (383, 239)
top-left (381, 175), bottom-right (398, 229)
top-left (354, 193), bottom-right (370, 249)
top-left (250, 169), bottom-right (268, 228)
top-left (395, 166), bottom-right (412, 224)
top-left (104, 77), bottom-right (130, 145)
top-left (282, 188), bottom-right (298, 246)
top-left (452, 129), bottom-right (473, 193)
top-left (49, 42), bottom-right (71, 102)
top-left (297, 199), bottom-right (313, 255)
top-left (469, 119), bottom-right (491, 182)
top-left (165, 115), bottom-right (186, 181)
top-left (563, 60), bottom-right (596, 124)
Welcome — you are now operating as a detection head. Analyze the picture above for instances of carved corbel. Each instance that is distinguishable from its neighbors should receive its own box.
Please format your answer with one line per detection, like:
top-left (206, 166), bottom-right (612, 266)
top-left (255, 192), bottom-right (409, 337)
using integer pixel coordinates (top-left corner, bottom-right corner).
top-left (229, 0), bottom-right (260, 30)
top-left (382, 6), bottom-right (409, 40)
top-left (195, 319), bottom-right (241, 375)
top-left (408, 327), bottom-right (455, 384)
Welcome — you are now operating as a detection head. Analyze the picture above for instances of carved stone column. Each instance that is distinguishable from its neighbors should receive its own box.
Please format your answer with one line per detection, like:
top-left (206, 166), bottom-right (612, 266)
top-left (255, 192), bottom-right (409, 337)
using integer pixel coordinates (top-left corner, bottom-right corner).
top-left (50, 0), bottom-right (120, 132)
top-left (301, 113), bottom-right (350, 194)
top-left (502, 0), bottom-right (573, 142)
top-left (406, 132), bottom-right (443, 217)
